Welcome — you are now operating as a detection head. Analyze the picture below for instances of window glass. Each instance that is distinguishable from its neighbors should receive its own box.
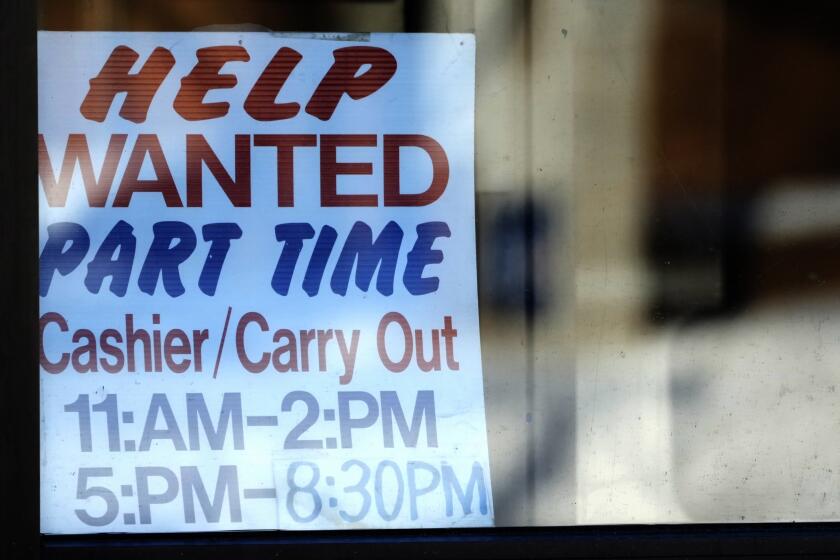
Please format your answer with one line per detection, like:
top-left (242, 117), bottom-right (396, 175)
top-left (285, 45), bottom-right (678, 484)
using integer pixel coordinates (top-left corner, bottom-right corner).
top-left (38, 0), bottom-right (840, 530)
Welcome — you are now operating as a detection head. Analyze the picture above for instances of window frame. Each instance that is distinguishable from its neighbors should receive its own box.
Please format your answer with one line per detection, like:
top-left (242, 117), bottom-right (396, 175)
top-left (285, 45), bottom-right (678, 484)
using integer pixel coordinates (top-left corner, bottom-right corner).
top-left (5, 1), bottom-right (840, 557)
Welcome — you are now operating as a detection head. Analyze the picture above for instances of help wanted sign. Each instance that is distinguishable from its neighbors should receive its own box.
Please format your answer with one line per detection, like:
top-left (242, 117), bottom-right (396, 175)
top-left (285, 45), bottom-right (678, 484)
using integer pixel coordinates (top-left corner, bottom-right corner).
top-left (38, 32), bottom-right (492, 533)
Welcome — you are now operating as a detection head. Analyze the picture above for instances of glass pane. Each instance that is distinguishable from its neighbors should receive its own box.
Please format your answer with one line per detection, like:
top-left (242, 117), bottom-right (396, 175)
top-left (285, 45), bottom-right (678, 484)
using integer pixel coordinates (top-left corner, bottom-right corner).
top-left (37, 0), bottom-right (840, 531)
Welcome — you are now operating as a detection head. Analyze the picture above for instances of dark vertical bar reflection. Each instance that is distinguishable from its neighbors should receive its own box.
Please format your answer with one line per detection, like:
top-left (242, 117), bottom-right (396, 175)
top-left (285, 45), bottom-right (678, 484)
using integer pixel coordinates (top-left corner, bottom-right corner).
top-left (522, 0), bottom-right (537, 525)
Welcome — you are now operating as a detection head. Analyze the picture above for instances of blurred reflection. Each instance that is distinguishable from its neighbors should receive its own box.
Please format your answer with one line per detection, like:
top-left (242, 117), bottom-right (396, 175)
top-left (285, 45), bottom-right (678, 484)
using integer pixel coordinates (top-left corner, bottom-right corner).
top-left (39, 0), bottom-right (840, 527)
top-left (480, 194), bottom-right (553, 314)
top-left (648, 0), bottom-right (840, 319)
top-left (650, 0), bottom-right (840, 522)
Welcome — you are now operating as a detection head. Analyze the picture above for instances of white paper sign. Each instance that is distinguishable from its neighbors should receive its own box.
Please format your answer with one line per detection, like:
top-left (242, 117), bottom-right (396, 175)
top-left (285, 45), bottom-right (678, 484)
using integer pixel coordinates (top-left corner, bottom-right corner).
top-left (38, 31), bottom-right (492, 534)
